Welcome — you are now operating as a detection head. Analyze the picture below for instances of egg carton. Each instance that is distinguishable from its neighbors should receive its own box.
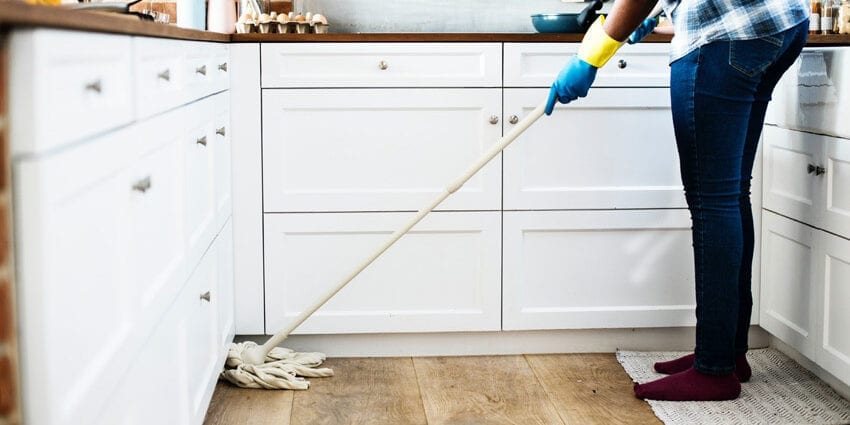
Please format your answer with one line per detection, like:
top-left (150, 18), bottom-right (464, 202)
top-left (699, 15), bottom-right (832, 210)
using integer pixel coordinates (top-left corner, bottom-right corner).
top-left (236, 11), bottom-right (329, 34)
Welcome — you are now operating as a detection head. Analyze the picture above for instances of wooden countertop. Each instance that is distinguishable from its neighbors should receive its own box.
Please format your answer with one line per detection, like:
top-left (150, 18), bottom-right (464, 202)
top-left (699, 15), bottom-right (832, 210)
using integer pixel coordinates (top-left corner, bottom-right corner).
top-left (2, 2), bottom-right (850, 46)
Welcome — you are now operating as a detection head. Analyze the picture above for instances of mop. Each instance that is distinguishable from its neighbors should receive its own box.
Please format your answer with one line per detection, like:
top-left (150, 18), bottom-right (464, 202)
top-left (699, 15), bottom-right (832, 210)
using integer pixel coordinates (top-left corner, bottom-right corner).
top-left (221, 100), bottom-right (548, 389)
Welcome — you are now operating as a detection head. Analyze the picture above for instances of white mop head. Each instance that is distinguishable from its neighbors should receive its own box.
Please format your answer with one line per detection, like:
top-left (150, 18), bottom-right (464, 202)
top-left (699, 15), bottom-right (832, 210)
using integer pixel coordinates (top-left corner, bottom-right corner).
top-left (221, 341), bottom-right (334, 390)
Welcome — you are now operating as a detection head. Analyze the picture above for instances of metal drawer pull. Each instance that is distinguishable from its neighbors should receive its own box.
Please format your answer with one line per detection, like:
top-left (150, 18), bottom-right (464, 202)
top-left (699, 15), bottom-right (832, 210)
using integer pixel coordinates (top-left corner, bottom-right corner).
top-left (509, 115), bottom-right (519, 124)
top-left (197, 136), bottom-right (208, 146)
top-left (218, 62), bottom-right (228, 72)
top-left (618, 60), bottom-right (627, 69)
top-left (489, 115), bottom-right (499, 125)
top-left (378, 60), bottom-right (388, 70)
top-left (158, 69), bottom-right (171, 81)
top-left (132, 176), bottom-right (152, 193)
top-left (196, 65), bottom-right (207, 75)
top-left (85, 80), bottom-right (102, 93)
top-left (807, 164), bottom-right (827, 176)
top-left (200, 291), bottom-right (211, 302)
top-left (216, 127), bottom-right (226, 137)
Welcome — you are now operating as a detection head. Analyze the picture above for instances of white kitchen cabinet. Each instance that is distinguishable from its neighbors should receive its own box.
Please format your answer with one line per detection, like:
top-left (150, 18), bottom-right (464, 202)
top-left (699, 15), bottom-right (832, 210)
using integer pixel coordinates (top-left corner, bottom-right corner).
top-left (184, 97), bottom-right (218, 270)
top-left (760, 211), bottom-right (819, 359)
top-left (503, 88), bottom-right (685, 210)
top-left (763, 125), bottom-right (850, 239)
top-left (185, 242), bottom-right (221, 424)
top-left (504, 43), bottom-right (670, 88)
top-left (818, 229), bottom-right (850, 385)
top-left (262, 88), bottom-right (502, 212)
top-left (502, 209), bottom-right (696, 330)
top-left (9, 29), bottom-right (134, 155)
top-left (261, 43), bottom-right (501, 88)
top-left (218, 219), bottom-right (236, 347)
top-left (212, 91), bottom-right (232, 232)
top-left (263, 212), bottom-right (501, 334)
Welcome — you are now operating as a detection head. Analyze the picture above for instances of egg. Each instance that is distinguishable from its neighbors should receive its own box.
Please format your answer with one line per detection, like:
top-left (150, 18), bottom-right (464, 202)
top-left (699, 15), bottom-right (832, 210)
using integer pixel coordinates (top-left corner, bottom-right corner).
top-left (311, 14), bottom-right (328, 25)
top-left (294, 14), bottom-right (306, 22)
top-left (277, 14), bottom-right (289, 23)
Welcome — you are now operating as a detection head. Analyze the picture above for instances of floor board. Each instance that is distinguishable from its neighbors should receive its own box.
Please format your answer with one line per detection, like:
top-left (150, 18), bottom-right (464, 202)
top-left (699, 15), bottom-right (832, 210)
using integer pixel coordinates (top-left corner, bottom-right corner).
top-left (289, 357), bottom-right (428, 425)
top-left (414, 355), bottom-right (565, 425)
top-left (525, 353), bottom-right (661, 425)
top-left (204, 381), bottom-right (294, 425)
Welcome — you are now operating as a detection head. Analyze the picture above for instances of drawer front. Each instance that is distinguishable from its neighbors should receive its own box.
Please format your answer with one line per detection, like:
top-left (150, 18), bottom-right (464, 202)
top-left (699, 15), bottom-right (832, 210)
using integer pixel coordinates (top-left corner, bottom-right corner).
top-left (767, 48), bottom-right (850, 139)
top-left (10, 29), bottom-right (133, 154)
top-left (504, 43), bottom-right (670, 88)
top-left (503, 209), bottom-right (696, 330)
top-left (263, 212), bottom-right (501, 334)
top-left (134, 36), bottom-right (188, 119)
top-left (184, 41), bottom-right (222, 101)
top-left (261, 43), bottom-right (501, 88)
top-left (762, 126), bottom-right (821, 225)
top-left (210, 43), bottom-right (231, 94)
top-left (212, 91), bottom-right (232, 231)
top-left (262, 88), bottom-right (502, 212)
top-left (184, 98), bottom-right (218, 269)
top-left (503, 88), bottom-right (685, 210)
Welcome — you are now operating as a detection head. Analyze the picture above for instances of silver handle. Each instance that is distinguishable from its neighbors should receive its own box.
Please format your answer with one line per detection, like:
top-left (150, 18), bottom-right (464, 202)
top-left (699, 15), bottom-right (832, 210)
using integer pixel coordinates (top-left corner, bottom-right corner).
top-left (132, 176), bottom-right (152, 193)
top-left (157, 69), bottom-right (171, 81)
top-left (200, 291), bottom-right (211, 302)
top-left (85, 80), bottom-right (102, 93)
top-left (197, 136), bottom-right (207, 146)
top-left (196, 65), bottom-right (207, 76)
top-left (618, 59), bottom-right (627, 69)
top-left (378, 60), bottom-right (388, 70)
top-left (216, 127), bottom-right (226, 137)
top-left (218, 62), bottom-right (228, 72)
top-left (808, 163), bottom-right (816, 174)
top-left (509, 115), bottom-right (519, 124)
top-left (489, 115), bottom-right (499, 125)
top-left (815, 165), bottom-right (826, 176)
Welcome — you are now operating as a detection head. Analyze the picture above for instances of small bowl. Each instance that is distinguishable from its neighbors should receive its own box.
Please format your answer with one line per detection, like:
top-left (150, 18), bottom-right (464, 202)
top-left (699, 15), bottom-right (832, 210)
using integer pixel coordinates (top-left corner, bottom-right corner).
top-left (530, 13), bottom-right (584, 33)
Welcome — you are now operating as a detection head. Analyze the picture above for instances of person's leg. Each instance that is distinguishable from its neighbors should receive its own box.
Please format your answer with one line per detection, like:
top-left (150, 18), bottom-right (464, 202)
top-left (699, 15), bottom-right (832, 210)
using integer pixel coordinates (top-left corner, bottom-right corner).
top-left (636, 21), bottom-right (808, 401)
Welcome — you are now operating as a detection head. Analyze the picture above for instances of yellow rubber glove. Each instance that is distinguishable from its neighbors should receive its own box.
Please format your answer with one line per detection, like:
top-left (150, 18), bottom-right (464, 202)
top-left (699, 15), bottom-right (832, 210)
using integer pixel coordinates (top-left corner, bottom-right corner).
top-left (546, 16), bottom-right (624, 114)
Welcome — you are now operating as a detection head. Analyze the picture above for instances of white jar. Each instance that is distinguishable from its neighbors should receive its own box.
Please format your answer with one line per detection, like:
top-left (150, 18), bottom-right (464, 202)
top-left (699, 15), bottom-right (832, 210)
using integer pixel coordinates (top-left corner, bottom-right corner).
top-left (208, 0), bottom-right (237, 33)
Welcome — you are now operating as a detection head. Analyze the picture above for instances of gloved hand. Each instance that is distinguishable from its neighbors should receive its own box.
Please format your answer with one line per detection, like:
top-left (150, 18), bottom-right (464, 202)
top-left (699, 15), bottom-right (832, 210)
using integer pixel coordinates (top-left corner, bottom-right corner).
top-left (627, 17), bottom-right (659, 44)
top-left (545, 16), bottom-right (624, 115)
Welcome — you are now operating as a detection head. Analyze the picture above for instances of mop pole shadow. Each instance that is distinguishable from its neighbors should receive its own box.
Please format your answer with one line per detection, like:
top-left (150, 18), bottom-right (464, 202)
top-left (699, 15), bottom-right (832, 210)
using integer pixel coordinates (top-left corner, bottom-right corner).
top-left (222, 101), bottom-right (548, 390)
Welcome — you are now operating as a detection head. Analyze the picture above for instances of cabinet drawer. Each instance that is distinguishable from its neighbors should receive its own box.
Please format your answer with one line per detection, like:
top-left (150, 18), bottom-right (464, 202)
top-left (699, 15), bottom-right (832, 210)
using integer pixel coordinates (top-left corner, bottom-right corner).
top-left (262, 88), bottom-right (502, 212)
top-left (504, 43), bottom-right (670, 88)
top-left (763, 126), bottom-right (820, 224)
top-left (261, 43), bottom-right (501, 88)
top-left (134, 36), bottom-right (187, 119)
top-left (263, 212), bottom-right (501, 334)
top-left (766, 48), bottom-right (850, 139)
top-left (503, 210), bottom-right (696, 330)
top-left (503, 88), bottom-right (685, 210)
top-left (9, 29), bottom-right (133, 155)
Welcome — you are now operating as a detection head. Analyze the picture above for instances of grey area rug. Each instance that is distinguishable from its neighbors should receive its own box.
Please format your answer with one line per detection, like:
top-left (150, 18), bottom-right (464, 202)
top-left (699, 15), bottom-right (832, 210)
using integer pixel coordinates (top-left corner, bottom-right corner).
top-left (617, 348), bottom-right (850, 425)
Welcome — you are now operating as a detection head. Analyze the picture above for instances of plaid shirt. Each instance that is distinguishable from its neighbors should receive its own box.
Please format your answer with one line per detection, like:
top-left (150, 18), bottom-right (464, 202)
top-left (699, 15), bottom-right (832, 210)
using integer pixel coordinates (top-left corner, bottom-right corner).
top-left (661, 0), bottom-right (810, 62)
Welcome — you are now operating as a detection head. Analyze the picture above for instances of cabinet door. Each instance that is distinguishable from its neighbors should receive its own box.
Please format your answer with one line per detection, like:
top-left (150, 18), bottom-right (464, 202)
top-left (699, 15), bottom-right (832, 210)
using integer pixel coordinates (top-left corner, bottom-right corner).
top-left (263, 212), bottom-right (501, 333)
top-left (503, 88), bottom-right (684, 210)
top-left (212, 91), bottom-right (233, 232)
top-left (760, 211), bottom-right (820, 359)
top-left (186, 245), bottom-right (221, 424)
top-left (502, 209), bottom-right (695, 330)
top-left (218, 219), bottom-right (236, 347)
top-left (262, 89), bottom-right (502, 212)
top-left (184, 98), bottom-right (218, 269)
top-left (817, 230), bottom-right (850, 386)
top-left (762, 126), bottom-right (821, 225)
top-left (822, 135), bottom-right (850, 239)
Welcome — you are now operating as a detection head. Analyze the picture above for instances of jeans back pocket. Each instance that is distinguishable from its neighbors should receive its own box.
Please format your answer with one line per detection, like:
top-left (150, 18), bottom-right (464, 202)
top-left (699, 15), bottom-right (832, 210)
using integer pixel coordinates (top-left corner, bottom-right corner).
top-left (729, 35), bottom-right (783, 78)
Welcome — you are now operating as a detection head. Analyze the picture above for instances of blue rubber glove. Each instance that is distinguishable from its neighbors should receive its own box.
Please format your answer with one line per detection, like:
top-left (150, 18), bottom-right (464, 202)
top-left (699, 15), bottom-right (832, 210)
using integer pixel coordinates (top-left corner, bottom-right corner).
top-left (545, 55), bottom-right (598, 115)
top-left (627, 17), bottom-right (659, 44)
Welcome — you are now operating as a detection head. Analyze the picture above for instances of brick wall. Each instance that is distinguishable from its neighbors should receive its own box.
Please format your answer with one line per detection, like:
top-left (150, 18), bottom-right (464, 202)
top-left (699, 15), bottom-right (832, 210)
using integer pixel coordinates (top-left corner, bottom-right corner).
top-left (0, 34), bottom-right (22, 425)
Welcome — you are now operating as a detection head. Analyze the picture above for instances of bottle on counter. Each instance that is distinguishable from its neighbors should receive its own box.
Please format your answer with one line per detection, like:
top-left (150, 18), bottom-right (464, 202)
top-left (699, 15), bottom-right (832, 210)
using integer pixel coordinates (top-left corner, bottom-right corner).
top-left (811, 0), bottom-right (822, 34)
top-left (822, 0), bottom-right (834, 34)
top-left (177, 0), bottom-right (207, 30)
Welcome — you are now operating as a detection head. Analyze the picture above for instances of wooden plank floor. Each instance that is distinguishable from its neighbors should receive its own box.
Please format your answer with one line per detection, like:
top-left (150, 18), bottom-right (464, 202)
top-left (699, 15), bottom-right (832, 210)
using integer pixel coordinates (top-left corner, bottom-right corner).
top-left (204, 354), bottom-right (660, 425)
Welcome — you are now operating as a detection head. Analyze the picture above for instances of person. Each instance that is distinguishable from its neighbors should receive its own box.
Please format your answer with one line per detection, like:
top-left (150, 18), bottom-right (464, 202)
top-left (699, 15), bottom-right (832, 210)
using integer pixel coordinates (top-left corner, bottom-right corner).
top-left (546, 0), bottom-right (810, 402)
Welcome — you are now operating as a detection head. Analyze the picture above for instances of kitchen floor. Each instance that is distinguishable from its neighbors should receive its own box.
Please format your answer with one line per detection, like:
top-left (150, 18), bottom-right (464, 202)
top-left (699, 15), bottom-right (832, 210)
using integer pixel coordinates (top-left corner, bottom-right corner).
top-left (203, 353), bottom-right (660, 425)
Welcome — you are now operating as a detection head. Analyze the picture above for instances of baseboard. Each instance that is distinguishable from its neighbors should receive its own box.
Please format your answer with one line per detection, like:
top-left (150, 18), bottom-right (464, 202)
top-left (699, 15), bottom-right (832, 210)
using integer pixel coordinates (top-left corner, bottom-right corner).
top-left (235, 325), bottom-right (770, 357)
top-left (769, 335), bottom-right (850, 400)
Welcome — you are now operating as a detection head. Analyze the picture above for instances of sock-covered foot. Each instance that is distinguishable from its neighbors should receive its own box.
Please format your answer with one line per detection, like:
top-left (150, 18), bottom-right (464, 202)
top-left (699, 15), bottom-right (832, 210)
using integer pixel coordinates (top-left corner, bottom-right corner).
top-left (654, 353), bottom-right (752, 382)
top-left (634, 367), bottom-right (741, 401)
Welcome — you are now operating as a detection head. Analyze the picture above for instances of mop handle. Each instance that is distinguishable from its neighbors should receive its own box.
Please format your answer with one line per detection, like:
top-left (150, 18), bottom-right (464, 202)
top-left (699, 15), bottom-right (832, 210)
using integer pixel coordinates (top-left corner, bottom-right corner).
top-left (258, 100), bottom-right (548, 354)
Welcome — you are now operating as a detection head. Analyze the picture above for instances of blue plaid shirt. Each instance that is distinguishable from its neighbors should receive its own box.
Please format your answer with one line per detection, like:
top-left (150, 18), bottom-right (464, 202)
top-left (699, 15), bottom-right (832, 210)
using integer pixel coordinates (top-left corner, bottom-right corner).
top-left (662, 0), bottom-right (810, 62)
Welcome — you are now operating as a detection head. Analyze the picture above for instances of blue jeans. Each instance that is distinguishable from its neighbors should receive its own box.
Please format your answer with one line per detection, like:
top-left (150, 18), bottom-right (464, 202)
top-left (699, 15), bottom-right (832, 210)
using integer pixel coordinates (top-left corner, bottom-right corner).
top-left (670, 20), bottom-right (808, 375)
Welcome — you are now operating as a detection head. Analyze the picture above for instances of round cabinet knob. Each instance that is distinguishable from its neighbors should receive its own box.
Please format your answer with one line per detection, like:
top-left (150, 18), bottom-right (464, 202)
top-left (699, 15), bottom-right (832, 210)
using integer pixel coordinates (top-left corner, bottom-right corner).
top-left (200, 291), bottom-right (211, 302)
top-left (85, 80), bottom-right (103, 94)
top-left (158, 69), bottom-right (171, 81)
top-left (216, 127), bottom-right (226, 137)
top-left (489, 115), bottom-right (499, 125)
top-left (132, 176), bottom-right (152, 193)
top-left (378, 60), bottom-right (388, 70)
top-left (509, 115), bottom-right (519, 124)
top-left (218, 62), bottom-right (228, 72)
top-left (196, 65), bottom-right (207, 75)
top-left (618, 59), bottom-right (627, 69)
top-left (196, 136), bottom-right (208, 146)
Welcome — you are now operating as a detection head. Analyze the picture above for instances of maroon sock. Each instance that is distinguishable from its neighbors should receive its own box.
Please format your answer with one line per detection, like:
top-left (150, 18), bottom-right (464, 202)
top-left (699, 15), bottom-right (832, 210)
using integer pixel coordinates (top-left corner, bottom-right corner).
top-left (634, 367), bottom-right (741, 401)
top-left (654, 353), bottom-right (752, 382)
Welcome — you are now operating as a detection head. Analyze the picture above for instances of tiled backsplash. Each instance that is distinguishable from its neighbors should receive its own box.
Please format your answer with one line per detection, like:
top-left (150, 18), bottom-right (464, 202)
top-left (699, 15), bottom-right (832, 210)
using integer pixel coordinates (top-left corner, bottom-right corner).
top-left (293, 0), bottom-right (610, 33)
